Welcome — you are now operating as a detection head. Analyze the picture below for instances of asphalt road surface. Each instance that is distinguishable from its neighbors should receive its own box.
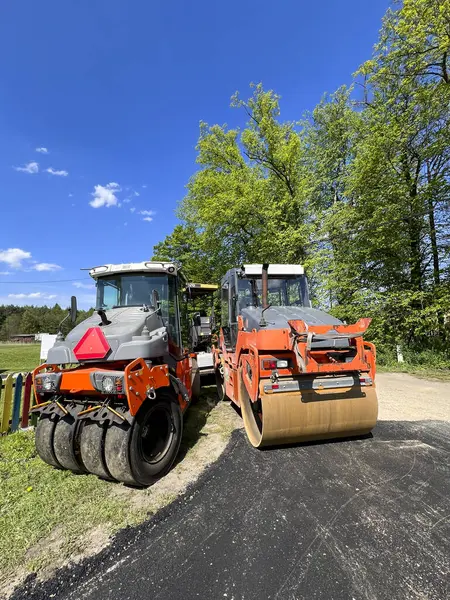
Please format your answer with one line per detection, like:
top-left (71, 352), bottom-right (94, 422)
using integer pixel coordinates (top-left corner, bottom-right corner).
top-left (13, 417), bottom-right (449, 600)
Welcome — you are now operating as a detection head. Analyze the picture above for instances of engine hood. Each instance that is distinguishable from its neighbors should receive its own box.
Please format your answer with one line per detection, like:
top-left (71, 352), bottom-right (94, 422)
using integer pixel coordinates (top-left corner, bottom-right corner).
top-left (240, 306), bottom-right (348, 349)
top-left (47, 307), bottom-right (169, 364)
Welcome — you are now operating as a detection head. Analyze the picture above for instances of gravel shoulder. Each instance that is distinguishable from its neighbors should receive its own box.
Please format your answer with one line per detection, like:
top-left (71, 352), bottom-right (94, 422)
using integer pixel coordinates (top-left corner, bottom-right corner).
top-left (376, 372), bottom-right (450, 421)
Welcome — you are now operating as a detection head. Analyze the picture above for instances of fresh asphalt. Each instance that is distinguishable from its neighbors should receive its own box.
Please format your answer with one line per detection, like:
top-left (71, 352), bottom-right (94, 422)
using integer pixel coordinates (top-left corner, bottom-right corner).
top-left (12, 420), bottom-right (450, 600)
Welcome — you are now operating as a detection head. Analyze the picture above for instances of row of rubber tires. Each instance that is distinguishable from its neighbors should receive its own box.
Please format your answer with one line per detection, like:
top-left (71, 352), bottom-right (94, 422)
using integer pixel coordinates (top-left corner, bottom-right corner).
top-left (35, 390), bottom-right (183, 487)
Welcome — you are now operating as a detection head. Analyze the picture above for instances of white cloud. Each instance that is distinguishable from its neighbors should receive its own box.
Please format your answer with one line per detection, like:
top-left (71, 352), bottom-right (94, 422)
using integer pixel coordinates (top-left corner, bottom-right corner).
top-left (14, 161), bottom-right (39, 174)
top-left (139, 209), bottom-right (156, 222)
top-left (68, 193), bottom-right (73, 197)
top-left (33, 263), bottom-right (62, 272)
top-left (123, 197), bottom-right (132, 203)
top-left (46, 167), bottom-right (68, 177)
top-left (8, 292), bottom-right (56, 300)
top-left (134, 191), bottom-right (140, 197)
top-left (130, 207), bottom-right (136, 213)
top-left (0, 248), bottom-right (32, 268)
top-left (142, 184), bottom-right (147, 188)
top-left (90, 182), bottom-right (121, 208)
top-left (73, 281), bottom-right (94, 290)
top-left (0, 271), bottom-right (11, 275)
top-left (36, 147), bottom-right (48, 154)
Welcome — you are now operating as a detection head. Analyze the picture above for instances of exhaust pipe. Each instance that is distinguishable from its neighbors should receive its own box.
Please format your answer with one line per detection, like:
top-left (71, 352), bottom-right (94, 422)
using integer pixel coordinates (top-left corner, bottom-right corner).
top-left (262, 263), bottom-right (269, 309)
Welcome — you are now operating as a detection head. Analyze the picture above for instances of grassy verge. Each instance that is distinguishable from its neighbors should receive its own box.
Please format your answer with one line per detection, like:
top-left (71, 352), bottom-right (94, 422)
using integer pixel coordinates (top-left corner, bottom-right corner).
top-left (376, 347), bottom-right (450, 381)
top-left (0, 345), bottom-right (41, 374)
top-left (0, 388), bottom-right (240, 595)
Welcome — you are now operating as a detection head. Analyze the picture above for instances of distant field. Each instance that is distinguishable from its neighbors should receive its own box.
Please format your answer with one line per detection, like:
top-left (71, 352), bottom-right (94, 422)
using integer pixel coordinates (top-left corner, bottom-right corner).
top-left (0, 344), bottom-right (41, 374)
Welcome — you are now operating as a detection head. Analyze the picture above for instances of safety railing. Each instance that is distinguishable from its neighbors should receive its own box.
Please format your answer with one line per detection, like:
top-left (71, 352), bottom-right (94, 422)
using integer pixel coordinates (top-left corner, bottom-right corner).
top-left (0, 373), bottom-right (37, 435)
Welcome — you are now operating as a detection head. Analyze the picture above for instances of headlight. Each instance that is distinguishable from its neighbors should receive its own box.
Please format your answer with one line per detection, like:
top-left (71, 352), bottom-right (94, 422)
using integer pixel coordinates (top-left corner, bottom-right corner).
top-left (90, 371), bottom-right (125, 395)
top-left (101, 376), bottom-right (115, 394)
top-left (42, 377), bottom-right (55, 391)
top-left (34, 373), bottom-right (62, 394)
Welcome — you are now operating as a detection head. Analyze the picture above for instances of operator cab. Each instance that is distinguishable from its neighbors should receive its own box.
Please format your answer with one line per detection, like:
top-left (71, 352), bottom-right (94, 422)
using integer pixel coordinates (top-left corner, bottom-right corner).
top-left (220, 264), bottom-right (311, 348)
top-left (185, 283), bottom-right (217, 352)
top-left (185, 283), bottom-right (218, 377)
top-left (90, 261), bottom-right (184, 353)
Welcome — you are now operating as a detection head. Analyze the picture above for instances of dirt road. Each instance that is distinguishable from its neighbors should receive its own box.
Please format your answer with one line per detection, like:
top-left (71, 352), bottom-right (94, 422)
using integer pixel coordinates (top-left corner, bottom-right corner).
top-left (10, 373), bottom-right (450, 600)
top-left (377, 372), bottom-right (449, 421)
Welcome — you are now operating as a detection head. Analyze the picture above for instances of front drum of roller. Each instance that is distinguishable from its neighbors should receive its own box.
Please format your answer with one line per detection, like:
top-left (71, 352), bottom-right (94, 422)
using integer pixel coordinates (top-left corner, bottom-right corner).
top-left (238, 371), bottom-right (378, 448)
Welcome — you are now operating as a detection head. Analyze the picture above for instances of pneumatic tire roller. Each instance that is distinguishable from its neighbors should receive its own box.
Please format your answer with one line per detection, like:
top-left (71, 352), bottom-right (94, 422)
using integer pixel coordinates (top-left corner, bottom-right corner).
top-left (32, 261), bottom-right (200, 487)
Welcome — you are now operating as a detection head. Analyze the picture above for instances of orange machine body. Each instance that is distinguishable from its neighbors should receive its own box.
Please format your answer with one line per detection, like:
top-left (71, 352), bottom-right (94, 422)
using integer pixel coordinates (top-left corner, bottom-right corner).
top-left (33, 355), bottom-right (193, 417)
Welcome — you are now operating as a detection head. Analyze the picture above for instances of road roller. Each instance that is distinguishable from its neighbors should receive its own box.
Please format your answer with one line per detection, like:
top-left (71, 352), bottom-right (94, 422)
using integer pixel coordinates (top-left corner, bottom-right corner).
top-left (214, 264), bottom-right (378, 447)
top-left (31, 261), bottom-right (200, 486)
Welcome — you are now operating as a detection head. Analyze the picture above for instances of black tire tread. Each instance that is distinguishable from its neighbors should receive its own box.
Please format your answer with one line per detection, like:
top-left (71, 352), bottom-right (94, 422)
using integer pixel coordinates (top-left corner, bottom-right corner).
top-left (104, 422), bottom-right (137, 486)
top-left (79, 420), bottom-right (113, 480)
top-left (35, 414), bottom-right (61, 469)
top-left (104, 391), bottom-right (183, 487)
top-left (53, 405), bottom-right (87, 473)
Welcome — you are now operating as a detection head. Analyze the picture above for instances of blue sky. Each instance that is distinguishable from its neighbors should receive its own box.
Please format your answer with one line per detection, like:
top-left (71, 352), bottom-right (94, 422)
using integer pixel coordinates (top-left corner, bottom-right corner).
top-left (0, 0), bottom-right (389, 308)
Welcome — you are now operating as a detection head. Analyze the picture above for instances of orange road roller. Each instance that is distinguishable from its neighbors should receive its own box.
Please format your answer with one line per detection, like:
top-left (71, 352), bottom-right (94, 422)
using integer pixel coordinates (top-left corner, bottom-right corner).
top-left (214, 264), bottom-right (378, 447)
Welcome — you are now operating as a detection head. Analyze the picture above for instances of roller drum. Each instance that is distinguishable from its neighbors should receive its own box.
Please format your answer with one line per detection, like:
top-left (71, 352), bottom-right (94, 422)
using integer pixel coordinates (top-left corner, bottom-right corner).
top-left (239, 373), bottom-right (378, 448)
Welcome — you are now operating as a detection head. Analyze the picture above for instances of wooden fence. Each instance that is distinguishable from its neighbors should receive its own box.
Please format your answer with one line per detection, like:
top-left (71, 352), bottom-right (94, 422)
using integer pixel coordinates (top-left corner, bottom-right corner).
top-left (0, 373), bottom-right (36, 435)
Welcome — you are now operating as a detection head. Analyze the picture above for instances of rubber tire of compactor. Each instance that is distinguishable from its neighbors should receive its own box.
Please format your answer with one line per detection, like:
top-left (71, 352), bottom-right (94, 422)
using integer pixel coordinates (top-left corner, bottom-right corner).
top-left (52, 404), bottom-right (87, 473)
top-left (238, 368), bottom-right (378, 448)
top-left (103, 390), bottom-right (183, 487)
top-left (35, 403), bottom-right (90, 474)
top-left (35, 410), bottom-right (61, 469)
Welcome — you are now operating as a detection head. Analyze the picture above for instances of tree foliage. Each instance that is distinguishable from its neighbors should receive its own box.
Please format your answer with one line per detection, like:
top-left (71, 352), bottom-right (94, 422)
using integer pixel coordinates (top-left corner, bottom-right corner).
top-left (0, 304), bottom-right (94, 341)
top-left (154, 0), bottom-right (450, 356)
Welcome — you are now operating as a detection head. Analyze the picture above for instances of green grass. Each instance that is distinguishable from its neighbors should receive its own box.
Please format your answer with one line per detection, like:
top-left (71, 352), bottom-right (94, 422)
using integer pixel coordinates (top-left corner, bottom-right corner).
top-left (0, 344), bottom-right (41, 374)
top-left (0, 431), bottom-right (138, 579)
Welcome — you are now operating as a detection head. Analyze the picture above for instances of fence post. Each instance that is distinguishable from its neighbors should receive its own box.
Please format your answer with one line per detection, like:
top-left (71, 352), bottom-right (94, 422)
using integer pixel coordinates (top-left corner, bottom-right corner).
top-left (30, 388), bottom-right (38, 427)
top-left (22, 373), bottom-right (32, 428)
top-left (11, 373), bottom-right (23, 432)
top-left (0, 375), bottom-right (13, 434)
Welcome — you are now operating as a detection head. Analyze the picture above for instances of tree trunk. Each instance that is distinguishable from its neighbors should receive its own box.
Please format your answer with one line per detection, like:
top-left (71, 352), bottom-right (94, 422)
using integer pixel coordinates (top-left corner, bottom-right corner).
top-left (427, 195), bottom-right (440, 285)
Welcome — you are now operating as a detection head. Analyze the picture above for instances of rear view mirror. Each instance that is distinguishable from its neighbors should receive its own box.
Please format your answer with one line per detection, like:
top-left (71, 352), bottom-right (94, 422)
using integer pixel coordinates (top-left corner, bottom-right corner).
top-left (152, 289), bottom-right (160, 311)
top-left (70, 296), bottom-right (78, 324)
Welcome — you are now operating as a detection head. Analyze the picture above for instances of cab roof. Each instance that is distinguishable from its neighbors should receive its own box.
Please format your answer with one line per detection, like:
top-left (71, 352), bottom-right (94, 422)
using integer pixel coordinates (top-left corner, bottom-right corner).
top-left (89, 261), bottom-right (181, 279)
top-left (185, 283), bottom-right (219, 298)
top-left (241, 264), bottom-right (304, 276)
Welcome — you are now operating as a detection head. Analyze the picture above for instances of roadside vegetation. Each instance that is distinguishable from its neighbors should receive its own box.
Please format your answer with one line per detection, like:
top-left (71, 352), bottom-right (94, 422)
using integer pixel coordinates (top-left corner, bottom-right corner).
top-left (0, 305), bottom-right (94, 343)
top-left (377, 349), bottom-right (450, 381)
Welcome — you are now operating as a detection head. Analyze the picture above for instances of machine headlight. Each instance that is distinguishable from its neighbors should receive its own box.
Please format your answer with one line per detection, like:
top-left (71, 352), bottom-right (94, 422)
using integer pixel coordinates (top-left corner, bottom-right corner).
top-left (34, 373), bottom-right (62, 394)
top-left (90, 371), bottom-right (125, 395)
top-left (101, 376), bottom-right (115, 394)
top-left (42, 377), bottom-right (55, 391)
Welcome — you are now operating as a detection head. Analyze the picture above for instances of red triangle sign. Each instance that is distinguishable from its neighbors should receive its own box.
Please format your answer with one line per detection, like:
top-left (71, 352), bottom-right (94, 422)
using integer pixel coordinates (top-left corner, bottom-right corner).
top-left (73, 327), bottom-right (110, 361)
